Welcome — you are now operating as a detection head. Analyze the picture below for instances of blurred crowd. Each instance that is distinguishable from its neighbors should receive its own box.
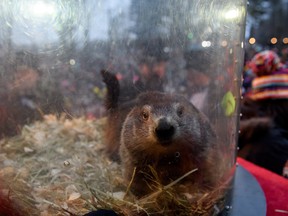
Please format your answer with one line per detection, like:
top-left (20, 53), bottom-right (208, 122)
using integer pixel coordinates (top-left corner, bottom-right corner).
top-left (239, 48), bottom-right (288, 178)
top-left (0, 44), bottom-right (180, 139)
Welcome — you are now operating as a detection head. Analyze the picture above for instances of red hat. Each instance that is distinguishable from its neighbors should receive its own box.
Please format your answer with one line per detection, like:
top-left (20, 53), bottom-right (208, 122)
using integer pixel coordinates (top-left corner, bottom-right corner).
top-left (249, 50), bottom-right (283, 76)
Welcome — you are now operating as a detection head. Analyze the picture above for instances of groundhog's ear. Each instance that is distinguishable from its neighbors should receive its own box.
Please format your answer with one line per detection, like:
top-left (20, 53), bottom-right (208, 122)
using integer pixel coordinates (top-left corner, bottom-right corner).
top-left (176, 94), bottom-right (196, 107)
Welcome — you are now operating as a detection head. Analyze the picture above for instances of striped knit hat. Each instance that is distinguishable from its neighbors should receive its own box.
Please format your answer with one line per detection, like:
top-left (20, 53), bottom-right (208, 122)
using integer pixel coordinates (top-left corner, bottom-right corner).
top-left (247, 50), bottom-right (288, 100)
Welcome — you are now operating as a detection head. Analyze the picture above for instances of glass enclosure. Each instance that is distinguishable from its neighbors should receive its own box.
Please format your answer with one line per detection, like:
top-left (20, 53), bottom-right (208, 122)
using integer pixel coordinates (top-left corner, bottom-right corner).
top-left (0, 0), bottom-right (246, 215)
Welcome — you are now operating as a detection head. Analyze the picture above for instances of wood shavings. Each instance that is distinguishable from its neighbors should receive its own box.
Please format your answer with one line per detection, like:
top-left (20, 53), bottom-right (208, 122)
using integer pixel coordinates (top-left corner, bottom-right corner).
top-left (24, 146), bottom-right (34, 153)
top-left (0, 115), bottom-right (116, 215)
top-left (68, 193), bottom-right (81, 201)
top-left (0, 114), bottom-right (231, 216)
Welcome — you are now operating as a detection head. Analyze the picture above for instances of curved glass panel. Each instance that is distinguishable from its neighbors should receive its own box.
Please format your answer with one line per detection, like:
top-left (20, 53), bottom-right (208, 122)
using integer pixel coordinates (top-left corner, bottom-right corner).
top-left (0, 0), bottom-right (246, 215)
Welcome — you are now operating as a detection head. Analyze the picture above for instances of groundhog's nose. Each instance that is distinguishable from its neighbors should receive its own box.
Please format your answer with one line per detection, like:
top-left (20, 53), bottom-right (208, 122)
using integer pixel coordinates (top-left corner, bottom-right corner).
top-left (155, 118), bottom-right (175, 142)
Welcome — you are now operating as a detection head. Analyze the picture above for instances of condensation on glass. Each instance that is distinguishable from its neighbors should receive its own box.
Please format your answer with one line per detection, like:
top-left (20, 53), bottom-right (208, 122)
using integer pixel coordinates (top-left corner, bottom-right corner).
top-left (0, 0), bottom-right (246, 215)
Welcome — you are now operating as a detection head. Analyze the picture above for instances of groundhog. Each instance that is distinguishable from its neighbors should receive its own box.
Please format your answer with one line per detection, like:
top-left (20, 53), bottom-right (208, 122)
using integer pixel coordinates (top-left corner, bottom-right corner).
top-left (101, 70), bottom-right (221, 197)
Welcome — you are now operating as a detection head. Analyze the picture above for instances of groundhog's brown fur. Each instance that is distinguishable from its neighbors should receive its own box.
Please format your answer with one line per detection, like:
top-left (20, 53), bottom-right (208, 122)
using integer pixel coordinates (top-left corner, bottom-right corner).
top-left (101, 70), bottom-right (221, 197)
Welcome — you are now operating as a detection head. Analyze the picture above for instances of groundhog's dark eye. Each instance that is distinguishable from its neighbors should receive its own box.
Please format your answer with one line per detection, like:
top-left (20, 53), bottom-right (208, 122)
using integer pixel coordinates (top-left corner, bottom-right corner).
top-left (177, 106), bottom-right (184, 117)
top-left (142, 111), bottom-right (149, 120)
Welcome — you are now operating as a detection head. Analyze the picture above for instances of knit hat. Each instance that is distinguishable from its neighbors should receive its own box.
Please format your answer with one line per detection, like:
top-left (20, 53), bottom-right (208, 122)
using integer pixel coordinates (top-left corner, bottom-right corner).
top-left (246, 50), bottom-right (288, 100)
top-left (249, 50), bottom-right (283, 76)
